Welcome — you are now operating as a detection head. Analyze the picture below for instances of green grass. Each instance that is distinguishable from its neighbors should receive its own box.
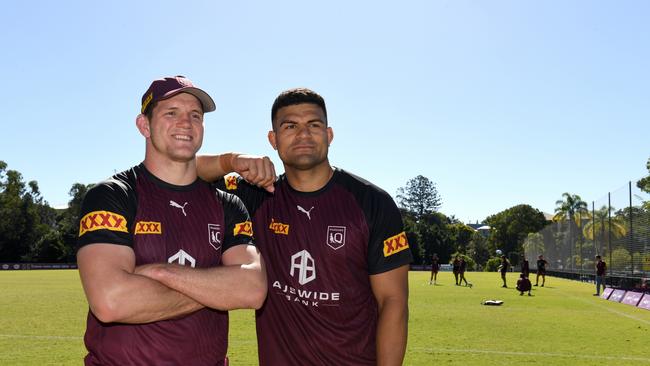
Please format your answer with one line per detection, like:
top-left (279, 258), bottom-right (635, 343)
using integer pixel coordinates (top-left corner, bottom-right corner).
top-left (1, 270), bottom-right (649, 365)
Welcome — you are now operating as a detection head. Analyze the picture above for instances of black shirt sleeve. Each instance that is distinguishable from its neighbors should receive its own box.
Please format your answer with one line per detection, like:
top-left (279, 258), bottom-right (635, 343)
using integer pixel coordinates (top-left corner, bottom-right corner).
top-left (76, 172), bottom-right (138, 250)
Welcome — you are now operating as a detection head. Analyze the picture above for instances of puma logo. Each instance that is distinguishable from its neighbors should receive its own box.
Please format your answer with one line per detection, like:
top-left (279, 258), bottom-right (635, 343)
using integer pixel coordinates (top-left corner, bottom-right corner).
top-left (297, 205), bottom-right (314, 220)
top-left (170, 200), bottom-right (189, 216)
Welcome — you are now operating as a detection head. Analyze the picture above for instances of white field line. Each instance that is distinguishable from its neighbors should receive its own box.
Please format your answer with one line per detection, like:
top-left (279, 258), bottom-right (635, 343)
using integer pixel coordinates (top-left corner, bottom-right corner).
top-left (0, 334), bottom-right (82, 341)
top-left (560, 289), bottom-right (650, 326)
top-left (411, 347), bottom-right (650, 362)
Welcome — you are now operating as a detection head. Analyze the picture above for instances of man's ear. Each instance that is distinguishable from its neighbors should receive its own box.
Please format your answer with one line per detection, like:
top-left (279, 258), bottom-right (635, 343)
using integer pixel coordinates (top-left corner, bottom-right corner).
top-left (136, 114), bottom-right (151, 138)
top-left (268, 130), bottom-right (277, 150)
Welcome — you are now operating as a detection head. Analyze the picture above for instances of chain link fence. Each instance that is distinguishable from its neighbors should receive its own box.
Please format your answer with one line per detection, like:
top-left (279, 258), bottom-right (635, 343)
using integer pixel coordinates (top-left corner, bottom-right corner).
top-left (524, 181), bottom-right (650, 288)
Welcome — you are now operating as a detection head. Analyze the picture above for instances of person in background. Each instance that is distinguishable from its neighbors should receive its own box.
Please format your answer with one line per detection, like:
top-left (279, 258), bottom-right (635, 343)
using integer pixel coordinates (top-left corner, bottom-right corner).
top-left (452, 255), bottom-right (461, 286)
top-left (595, 255), bottom-right (607, 296)
top-left (535, 254), bottom-right (549, 287)
top-left (458, 256), bottom-right (469, 287)
top-left (429, 253), bottom-right (440, 285)
top-left (516, 273), bottom-right (532, 296)
top-left (498, 255), bottom-right (510, 288)
top-left (521, 257), bottom-right (530, 278)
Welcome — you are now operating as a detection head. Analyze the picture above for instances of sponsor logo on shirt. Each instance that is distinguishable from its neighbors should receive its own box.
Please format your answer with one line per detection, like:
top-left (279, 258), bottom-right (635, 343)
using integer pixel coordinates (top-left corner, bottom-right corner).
top-left (79, 210), bottom-right (128, 237)
top-left (224, 175), bottom-right (238, 190)
top-left (383, 231), bottom-right (409, 257)
top-left (297, 205), bottom-right (314, 220)
top-left (269, 219), bottom-right (289, 235)
top-left (290, 250), bottom-right (316, 285)
top-left (208, 223), bottom-right (222, 251)
top-left (234, 221), bottom-right (254, 237)
top-left (135, 221), bottom-right (162, 234)
top-left (169, 200), bottom-right (188, 216)
top-left (326, 226), bottom-right (346, 250)
top-left (168, 249), bottom-right (196, 267)
top-left (271, 249), bottom-right (340, 307)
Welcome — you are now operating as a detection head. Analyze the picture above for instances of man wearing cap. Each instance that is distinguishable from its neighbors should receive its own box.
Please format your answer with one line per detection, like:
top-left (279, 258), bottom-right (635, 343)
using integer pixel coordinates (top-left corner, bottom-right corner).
top-left (76, 76), bottom-right (269, 366)
top-left (199, 88), bottom-right (412, 365)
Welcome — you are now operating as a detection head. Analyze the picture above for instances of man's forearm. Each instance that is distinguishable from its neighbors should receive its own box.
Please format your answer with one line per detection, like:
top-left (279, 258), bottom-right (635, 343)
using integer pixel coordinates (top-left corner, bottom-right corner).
top-left (196, 153), bottom-right (234, 182)
top-left (138, 260), bottom-right (267, 311)
top-left (91, 270), bottom-right (203, 324)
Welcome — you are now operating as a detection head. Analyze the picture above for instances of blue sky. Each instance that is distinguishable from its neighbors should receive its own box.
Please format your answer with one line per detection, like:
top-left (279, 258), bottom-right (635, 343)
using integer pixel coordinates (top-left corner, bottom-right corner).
top-left (1, 0), bottom-right (648, 223)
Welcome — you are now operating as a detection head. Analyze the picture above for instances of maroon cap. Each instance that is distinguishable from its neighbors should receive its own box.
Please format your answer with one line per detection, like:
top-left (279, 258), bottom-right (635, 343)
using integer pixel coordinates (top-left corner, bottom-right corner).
top-left (141, 75), bottom-right (216, 114)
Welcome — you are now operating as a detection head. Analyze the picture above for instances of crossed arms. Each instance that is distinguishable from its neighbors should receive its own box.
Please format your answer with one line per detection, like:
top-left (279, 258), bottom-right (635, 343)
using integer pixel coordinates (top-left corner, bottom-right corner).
top-left (77, 242), bottom-right (266, 324)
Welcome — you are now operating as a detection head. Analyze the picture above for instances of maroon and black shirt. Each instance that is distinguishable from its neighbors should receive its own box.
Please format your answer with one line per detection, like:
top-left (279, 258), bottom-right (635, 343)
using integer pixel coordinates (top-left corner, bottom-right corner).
top-left (218, 168), bottom-right (413, 365)
top-left (77, 164), bottom-right (254, 366)
top-left (596, 261), bottom-right (607, 276)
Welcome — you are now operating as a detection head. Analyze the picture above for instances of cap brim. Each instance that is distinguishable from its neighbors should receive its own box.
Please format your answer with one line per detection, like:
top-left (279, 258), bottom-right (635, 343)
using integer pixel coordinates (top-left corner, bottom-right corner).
top-left (163, 87), bottom-right (217, 113)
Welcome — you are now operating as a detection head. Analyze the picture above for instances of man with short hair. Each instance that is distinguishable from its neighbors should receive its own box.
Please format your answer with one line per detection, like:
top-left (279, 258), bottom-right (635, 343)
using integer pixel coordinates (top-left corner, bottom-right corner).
top-left (535, 254), bottom-right (549, 287)
top-left (76, 76), bottom-right (268, 365)
top-left (595, 255), bottom-right (607, 296)
top-left (200, 88), bottom-right (412, 365)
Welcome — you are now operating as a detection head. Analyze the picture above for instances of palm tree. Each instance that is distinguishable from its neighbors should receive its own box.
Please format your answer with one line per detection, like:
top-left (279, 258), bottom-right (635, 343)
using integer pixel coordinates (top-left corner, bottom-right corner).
top-left (582, 205), bottom-right (627, 256)
top-left (553, 193), bottom-right (589, 272)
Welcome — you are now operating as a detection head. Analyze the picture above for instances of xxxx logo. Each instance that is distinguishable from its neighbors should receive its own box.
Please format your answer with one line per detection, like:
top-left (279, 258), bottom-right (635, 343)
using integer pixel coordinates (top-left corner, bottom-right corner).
top-left (135, 221), bottom-right (162, 235)
top-left (233, 221), bottom-right (253, 237)
top-left (269, 218), bottom-right (289, 235)
top-left (383, 231), bottom-right (409, 257)
top-left (225, 175), bottom-right (238, 190)
top-left (79, 211), bottom-right (128, 237)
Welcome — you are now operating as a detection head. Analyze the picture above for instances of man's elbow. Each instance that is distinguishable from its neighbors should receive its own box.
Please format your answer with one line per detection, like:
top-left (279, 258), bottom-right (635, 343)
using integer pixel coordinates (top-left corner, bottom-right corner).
top-left (248, 273), bottom-right (268, 309)
top-left (89, 296), bottom-right (124, 323)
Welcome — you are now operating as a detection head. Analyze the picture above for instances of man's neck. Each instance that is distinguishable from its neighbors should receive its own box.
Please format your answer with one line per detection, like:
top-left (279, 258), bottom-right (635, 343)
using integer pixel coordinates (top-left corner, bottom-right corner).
top-left (143, 156), bottom-right (198, 186)
top-left (284, 162), bottom-right (334, 192)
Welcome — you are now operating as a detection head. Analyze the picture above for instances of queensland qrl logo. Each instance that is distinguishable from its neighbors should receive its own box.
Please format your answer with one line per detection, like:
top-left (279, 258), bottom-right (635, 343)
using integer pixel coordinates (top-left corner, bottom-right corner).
top-left (290, 250), bottom-right (316, 285)
top-left (224, 175), bottom-right (238, 190)
top-left (326, 226), bottom-right (346, 250)
top-left (383, 231), bottom-right (409, 257)
top-left (79, 211), bottom-right (128, 236)
top-left (234, 221), bottom-right (253, 237)
top-left (208, 223), bottom-right (222, 251)
top-left (135, 221), bottom-right (162, 235)
top-left (269, 219), bottom-right (289, 235)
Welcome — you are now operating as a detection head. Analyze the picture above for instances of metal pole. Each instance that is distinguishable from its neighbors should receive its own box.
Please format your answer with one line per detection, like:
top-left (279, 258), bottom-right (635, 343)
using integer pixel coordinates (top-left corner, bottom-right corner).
top-left (608, 192), bottom-right (612, 286)
top-left (629, 181), bottom-right (634, 276)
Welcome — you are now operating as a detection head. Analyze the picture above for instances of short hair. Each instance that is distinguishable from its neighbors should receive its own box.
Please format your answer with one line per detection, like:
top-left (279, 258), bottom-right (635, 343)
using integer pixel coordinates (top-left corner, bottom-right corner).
top-left (596, 255), bottom-right (601, 259)
top-left (271, 88), bottom-right (327, 128)
top-left (145, 101), bottom-right (158, 121)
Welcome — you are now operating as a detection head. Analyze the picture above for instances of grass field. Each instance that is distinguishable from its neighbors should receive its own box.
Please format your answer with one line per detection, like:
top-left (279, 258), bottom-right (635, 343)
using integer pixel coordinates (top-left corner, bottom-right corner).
top-left (1, 270), bottom-right (649, 365)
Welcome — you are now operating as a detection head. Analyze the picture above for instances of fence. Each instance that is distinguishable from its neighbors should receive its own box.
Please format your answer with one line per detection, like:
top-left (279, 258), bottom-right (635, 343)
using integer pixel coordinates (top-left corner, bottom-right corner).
top-left (524, 180), bottom-right (650, 289)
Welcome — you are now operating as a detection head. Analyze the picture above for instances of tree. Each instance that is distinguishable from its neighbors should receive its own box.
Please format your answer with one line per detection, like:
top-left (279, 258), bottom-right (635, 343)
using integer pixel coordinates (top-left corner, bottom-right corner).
top-left (448, 223), bottom-right (474, 254)
top-left (553, 192), bottom-right (589, 271)
top-left (582, 205), bottom-right (627, 255)
top-left (522, 232), bottom-right (545, 257)
top-left (467, 231), bottom-right (490, 269)
top-left (637, 157), bottom-right (650, 210)
top-left (396, 175), bottom-right (441, 219)
top-left (55, 183), bottom-right (94, 262)
top-left (485, 204), bottom-right (548, 265)
top-left (0, 161), bottom-right (58, 262)
top-left (637, 157), bottom-right (650, 193)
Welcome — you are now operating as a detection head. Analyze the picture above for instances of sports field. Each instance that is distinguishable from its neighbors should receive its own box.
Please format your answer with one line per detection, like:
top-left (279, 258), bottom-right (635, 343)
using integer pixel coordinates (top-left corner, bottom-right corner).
top-left (1, 270), bottom-right (649, 365)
